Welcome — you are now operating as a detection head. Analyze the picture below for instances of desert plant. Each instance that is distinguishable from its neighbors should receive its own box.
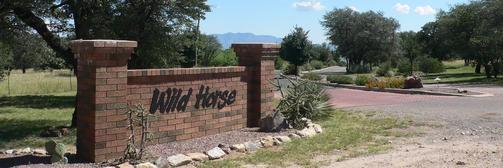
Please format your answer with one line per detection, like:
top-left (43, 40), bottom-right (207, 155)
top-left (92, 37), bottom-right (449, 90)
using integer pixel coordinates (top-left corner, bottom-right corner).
top-left (366, 77), bottom-right (405, 89)
top-left (417, 57), bottom-right (445, 73)
top-left (283, 64), bottom-right (298, 75)
top-left (355, 75), bottom-right (371, 86)
top-left (301, 73), bottom-right (322, 81)
top-left (273, 77), bottom-right (332, 128)
top-left (122, 104), bottom-right (157, 163)
top-left (327, 75), bottom-right (354, 84)
top-left (309, 60), bottom-right (325, 70)
top-left (45, 140), bottom-right (67, 164)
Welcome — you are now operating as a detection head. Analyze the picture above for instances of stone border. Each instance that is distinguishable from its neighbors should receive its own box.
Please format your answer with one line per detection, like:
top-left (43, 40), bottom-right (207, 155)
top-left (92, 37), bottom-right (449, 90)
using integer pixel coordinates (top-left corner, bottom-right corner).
top-left (125, 120), bottom-right (323, 167)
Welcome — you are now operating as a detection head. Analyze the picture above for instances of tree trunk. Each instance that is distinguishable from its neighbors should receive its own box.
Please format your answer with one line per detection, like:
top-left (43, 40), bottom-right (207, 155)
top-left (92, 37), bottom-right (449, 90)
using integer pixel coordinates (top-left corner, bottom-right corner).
top-left (475, 63), bottom-right (482, 74)
top-left (484, 64), bottom-right (492, 78)
top-left (22, 67), bottom-right (26, 74)
top-left (410, 58), bottom-right (414, 76)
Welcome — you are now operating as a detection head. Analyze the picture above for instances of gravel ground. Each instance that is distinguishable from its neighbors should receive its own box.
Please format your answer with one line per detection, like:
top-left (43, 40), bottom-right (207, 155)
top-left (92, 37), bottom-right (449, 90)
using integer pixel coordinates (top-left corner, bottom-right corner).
top-left (321, 84), bottom-right (503, 167)
top-left (0, 128), bottom-right (293, 168)
top-left (147, 127), bottom-right (294, 157)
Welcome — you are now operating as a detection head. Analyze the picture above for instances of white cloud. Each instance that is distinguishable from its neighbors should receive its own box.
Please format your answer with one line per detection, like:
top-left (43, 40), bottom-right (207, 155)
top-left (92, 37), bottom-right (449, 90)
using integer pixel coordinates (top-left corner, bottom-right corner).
top-left (292, 1), bottom-right (325, 11)
top-left (349, 6), bottom-right (359, 12)
top-left (394, 3), bottom-right (410, 14)
top-left (415, 5), bottom-right (436, 15)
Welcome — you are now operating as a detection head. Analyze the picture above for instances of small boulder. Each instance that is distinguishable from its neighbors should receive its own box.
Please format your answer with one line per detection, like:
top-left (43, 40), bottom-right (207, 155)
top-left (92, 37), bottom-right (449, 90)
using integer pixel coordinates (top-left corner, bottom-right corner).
top-left (295, 128), bottom-right (316, 137)
top-left (230, 144), bottom-right (246, 153)
top-left (18, 147), bottom-right (32, 154)
top-left (135, 162), bottom-right (157, 168)
top-left (167, 154), bottom-right (192, 166)
top-left (33, 149), bottom-right (47, 155)
top-left (260, 111), bottom-right (289, 132)
top-left (244, 141), bottom-right (262, 152)
top-left (206, 147), bottom-right (226, 160)
top-left (154, 157), bottom-right (169, 168)
top-left (5, 150), bottom-right (14, 154)
top-left (274, 136), bottom-right (292, 143)
top-left (40, 126), bottom-right (62, 137)
top-left (117, 162), bottom-right (134, 168)
top-left (218, 144), bottom-right (232, 154)
top-left (308, 124), bottom-right (323, 133)
top-left (186, 152), bottom-right (208, 161)
top-left (288, 133), bottom-right (301, 139)
top-left (260, 136), bottom-right (275, 148)
top-left (404, 76), bottom-right (423, 89)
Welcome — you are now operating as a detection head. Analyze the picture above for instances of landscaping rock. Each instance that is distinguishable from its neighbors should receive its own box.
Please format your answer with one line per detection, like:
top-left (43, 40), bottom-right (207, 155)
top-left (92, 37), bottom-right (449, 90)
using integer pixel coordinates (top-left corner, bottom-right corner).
top-left (117, 162), bottom-right (134, 168)
top-left (260, 136), bottom-right (275, 148)
top-left (167, 154), bottom-right (192, 166)
top-left (218, 144), bottom-right (232, 154)
top-left (5, 149), bottom-right (14, 154)
top-left (308, 123), bottom-right (323, 133)
top-left (457, 88), bottom-right (468, 93)
top-left (260, 111), bottom-right (289, 132)
top-left (40, 126), bottom-right (62, 137)
top-left (274, 136), bottom-right (292, 143)
top-left (33, 149), bottom-right (47, 155)
top-left (404, 76), bottom-right (423, 89)
top-left (154, 157), bottom-right (169, 168)
top-left (18, 147), bottom-right (32, 154)
top-left (295, 128), bottom-right (317, 137)
top-left (230, 144), bottom-right (247, 153)
top-left (186, 152), bottom-right (209, 161)
top-left (135, 162), bottom-right (157, 168)
top-left (288, 133), bottom-right (301, 139)
top-left (206, 147), bottom-right (226, 160)
top-left (244, 141), bottom-right (262, 152)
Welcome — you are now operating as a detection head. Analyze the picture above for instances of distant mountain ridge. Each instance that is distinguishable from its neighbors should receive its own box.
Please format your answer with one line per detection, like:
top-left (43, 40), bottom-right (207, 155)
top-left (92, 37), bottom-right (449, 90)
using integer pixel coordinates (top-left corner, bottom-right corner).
top-left (212, 33), bottom-right (282, 48)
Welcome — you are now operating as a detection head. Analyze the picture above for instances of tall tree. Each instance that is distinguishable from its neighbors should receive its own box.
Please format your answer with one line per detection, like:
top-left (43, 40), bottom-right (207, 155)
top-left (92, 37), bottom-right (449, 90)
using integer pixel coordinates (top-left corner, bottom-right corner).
top-left (322, 8), bottom-right (399, 73)
top-left (279, 26), bottom-right (313, 75)
top-left (398, 31), bottom-right (422, 75)
top-left (0, 0), bottom-right (210, 126)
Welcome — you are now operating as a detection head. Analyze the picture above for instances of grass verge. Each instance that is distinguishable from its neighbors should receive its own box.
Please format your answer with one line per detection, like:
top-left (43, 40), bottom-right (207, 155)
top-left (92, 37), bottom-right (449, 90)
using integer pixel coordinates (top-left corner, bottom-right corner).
top-left (423, 60), bottom-right (503, 85)
top-left (0, 69), bottom-right (77, 96)
top-left (0, 92), bottom-right (76, 149)
top-left (199, 110), bottom-right (411, 168)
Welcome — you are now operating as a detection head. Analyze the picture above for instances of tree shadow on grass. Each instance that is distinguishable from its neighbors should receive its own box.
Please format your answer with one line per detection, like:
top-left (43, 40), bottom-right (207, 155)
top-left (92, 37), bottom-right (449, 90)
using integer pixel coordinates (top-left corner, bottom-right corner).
top-left (0, 95), bottom-right (75, 109)
top-left (0, 118), bottom-right (75, 149)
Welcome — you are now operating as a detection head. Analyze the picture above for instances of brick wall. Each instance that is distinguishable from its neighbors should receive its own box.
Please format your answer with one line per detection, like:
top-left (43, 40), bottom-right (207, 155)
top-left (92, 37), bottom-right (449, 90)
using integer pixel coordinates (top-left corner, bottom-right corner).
top-left (70, 40), bottom-right (279, 162)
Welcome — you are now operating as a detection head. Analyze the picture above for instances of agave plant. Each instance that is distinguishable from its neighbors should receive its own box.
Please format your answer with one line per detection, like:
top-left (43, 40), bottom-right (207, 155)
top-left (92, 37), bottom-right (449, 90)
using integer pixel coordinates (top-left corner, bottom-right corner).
top-left (272, 76), bottom-right (333, 129)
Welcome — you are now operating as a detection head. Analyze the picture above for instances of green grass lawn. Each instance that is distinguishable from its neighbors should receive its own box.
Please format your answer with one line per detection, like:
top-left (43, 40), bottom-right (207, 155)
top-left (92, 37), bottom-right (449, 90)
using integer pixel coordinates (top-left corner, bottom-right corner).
top-left (0, 69), bottom-right (76, 149)
top-left (423, 60), bottom-right (503, 85)
top-left (199, 110), bottom-right (412, 168)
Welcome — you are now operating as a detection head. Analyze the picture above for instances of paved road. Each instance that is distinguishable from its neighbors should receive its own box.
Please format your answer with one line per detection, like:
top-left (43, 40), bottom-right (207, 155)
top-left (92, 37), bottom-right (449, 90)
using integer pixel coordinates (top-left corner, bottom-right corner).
top-left (325, 84), bottom-right (503, 167)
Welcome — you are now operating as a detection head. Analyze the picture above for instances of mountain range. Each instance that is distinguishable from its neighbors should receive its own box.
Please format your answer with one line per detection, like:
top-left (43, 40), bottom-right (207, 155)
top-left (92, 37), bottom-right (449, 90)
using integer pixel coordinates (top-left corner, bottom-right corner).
top-left (212, 33), bottom-right (282, 49)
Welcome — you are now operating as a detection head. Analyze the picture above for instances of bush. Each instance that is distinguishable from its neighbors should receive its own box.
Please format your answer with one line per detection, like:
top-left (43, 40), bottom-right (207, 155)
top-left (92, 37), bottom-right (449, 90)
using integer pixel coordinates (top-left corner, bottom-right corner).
top-left (355, 75), bottom-right (371, 86)
top-left (275, 57), bottom-right (288, 70)
top-left (417, 57), bottom-right (445, 73)
top-left (366, 77), bottom-right (405, 89)
top-left (310, 60), bottom-right (325, 70)
top-left (326, 60), bottom-right (338, 67)
top-left (376, 62), bottom-right (394, 77)
top-left (349, 64), bottom-right (371, 73)
top-left (275, 79), bottom-right (332, 128)
top-left (327, 75), bottom-right (354, 84)
top-left (397, 60), bottom-right (413, 75)
top-left (300, 64), bottom-right (313, 71)
top-left (284, 64), bottom-right (298, 75)
top-left (302, 73), bottom-right (322, 81)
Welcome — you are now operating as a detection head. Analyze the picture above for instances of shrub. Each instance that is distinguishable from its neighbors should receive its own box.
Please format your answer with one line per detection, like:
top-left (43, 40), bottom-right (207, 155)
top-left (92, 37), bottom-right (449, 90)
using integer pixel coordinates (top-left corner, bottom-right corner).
top-left (275, 79), bottom-right (332, 128)
top-left (275, 57), bottom-right (288, 70)
top-left (284, 64), bottom-right (298, 75)
top-left (302, 73), bottom-right (322, 81)
top-left (417, 57), bottom-right (445, 73)
top-left (300, 64), bottom-right (313, 71)
top-left (327, 75), bottom-right (354, 84)
top-left (326, 60), bottom-right (338, 67)
top-left (349, 64), bottom-right (371, 73)
top-left (366, 77), bottom-right (405, 89)
top-left (209, 49), bottom-right (237, 66)
top-left (376, 62), bottom-right (394, 77)
top-left (310, 60), bottom-right (325, 70)
top-left (355, 75), bottom-right (371, 86)
top-left (397, 60), bottom-right (413, 75)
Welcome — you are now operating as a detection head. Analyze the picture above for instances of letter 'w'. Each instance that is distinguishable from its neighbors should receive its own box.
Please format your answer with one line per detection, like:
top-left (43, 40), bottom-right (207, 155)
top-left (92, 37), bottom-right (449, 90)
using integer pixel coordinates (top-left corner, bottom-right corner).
top-left (149, 88), bottom-right (171, 113)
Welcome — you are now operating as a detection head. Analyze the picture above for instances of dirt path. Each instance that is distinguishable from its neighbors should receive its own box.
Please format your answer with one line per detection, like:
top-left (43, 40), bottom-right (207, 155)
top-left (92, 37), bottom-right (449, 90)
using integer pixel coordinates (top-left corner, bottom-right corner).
top-left (324, 85), bottom-right (503, 167)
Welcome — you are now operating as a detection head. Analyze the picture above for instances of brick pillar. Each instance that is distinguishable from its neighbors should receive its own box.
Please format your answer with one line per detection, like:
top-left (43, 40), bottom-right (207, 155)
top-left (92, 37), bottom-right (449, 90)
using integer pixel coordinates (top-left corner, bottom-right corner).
top-left (70, 40), bottom-right (137, 162)
top-left (232, 43), bottom-right (279, 127)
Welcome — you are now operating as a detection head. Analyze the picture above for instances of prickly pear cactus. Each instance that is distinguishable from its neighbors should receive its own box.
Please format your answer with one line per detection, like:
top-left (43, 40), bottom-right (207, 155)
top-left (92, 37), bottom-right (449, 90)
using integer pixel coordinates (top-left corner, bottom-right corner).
top-left (45, 140), bottom-right (67, 164)
top-left (45, 140), bottom-right (57, 155)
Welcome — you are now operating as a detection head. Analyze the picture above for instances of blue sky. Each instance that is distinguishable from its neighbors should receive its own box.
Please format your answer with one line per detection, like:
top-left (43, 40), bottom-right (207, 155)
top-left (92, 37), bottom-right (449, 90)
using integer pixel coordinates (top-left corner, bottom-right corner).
top-left (201, 0), bottom-right (469, 44)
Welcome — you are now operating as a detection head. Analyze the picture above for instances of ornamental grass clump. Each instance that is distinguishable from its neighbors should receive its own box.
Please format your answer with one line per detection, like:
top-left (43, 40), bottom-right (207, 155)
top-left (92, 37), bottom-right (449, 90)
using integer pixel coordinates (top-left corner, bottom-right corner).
top-left (273, 77), bottom-right (333, 128)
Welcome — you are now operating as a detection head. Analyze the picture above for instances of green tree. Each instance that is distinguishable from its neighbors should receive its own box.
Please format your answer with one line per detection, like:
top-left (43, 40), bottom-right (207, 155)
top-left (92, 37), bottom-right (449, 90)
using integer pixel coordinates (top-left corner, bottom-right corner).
top-left (0, 42), bottom-right (13, 80)
top-left (322, 8), bottom-right (399, 73)
top-left (279, 27), bottom-right (313, 75)
top-left (311, 43), bottom-right (336, 63)
top-left (209, 49), bottom-right (237, 66)
top-left (398, 31), bottom-right (422, 75)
